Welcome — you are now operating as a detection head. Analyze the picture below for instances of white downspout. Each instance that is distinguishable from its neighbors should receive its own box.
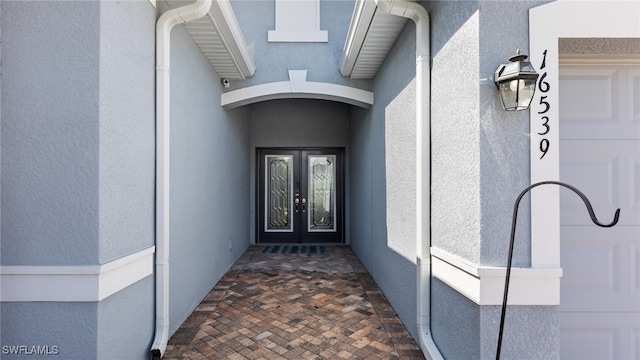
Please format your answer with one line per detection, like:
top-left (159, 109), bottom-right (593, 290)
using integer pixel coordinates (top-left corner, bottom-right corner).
top-left (150, 0), bottom-right (212, 359)
top-left (373, 1), bottom-right (442, 359)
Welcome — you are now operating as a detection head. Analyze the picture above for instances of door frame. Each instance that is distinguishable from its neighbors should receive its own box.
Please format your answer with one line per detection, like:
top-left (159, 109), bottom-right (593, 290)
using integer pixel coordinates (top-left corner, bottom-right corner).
top-left (255, 147), bottom-right (345, 244)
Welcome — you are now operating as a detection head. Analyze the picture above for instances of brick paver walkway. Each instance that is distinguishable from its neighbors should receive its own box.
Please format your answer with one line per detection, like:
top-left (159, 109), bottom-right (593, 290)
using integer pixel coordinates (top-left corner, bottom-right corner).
top-left (163, 245), bottom-right (425, 359)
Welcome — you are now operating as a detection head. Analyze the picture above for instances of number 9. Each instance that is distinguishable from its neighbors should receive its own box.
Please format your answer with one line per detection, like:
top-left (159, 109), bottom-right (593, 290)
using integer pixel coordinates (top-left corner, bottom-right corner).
top-left (540, 139), bottom-right (550, 159)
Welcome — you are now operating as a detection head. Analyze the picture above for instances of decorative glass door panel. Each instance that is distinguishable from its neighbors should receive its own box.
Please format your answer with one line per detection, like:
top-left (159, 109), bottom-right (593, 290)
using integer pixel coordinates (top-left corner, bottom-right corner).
top-left (258, 149), bottom-right (343, 243)
top-left (307, 155), bottom-right (336, 232)
top-left (265, 155), bottom-right (293, 232)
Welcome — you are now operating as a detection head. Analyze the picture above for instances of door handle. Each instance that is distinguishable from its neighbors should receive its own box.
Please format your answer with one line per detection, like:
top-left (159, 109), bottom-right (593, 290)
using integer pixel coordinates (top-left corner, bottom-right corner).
top-left (295, 197), bottom-right (300, 212)
top-left (301, 198), bottom-right (306, 213)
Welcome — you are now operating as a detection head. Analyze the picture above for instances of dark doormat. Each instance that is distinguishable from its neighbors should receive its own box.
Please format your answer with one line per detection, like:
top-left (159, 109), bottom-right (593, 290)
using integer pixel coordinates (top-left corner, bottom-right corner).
top-left (260, 245), bottom-right (326, 254)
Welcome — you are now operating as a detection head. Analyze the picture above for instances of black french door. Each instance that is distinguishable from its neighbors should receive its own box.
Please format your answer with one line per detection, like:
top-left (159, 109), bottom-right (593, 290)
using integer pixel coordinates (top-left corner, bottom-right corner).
top-left (257, 148), bottom-right (344, 243)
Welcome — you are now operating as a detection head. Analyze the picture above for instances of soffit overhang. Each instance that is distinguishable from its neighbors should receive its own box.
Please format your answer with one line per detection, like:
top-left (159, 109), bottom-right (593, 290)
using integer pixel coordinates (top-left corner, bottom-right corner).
top-left (166, 0), bottom-right (256, 80)
top-left (339, 0), bottom-right (411, 79)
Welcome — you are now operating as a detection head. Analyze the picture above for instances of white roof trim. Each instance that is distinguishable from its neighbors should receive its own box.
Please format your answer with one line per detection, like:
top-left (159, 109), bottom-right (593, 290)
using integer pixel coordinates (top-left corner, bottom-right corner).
top-left (339, 0), bottom-right (377, 76)
top-left (339, 0), bottom-right (410, 79)
top-left (167, 0), bottom-right (255, 79)
top-left (221, 70), bottom-right (373, 109)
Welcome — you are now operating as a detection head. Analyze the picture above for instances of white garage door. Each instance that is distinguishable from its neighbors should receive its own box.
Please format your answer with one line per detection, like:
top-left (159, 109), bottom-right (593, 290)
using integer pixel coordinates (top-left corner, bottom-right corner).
top-left (559, 61), bottom-right (640, 359)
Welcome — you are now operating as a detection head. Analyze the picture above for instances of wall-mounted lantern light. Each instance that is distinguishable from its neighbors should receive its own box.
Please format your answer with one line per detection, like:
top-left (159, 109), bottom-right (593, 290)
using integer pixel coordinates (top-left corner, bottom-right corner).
top-left (494, 50), bottom-right (539, 111)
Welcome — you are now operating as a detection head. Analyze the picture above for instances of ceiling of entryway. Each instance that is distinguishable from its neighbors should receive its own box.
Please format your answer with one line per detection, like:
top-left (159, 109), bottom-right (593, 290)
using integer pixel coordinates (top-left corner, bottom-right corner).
top-left (166, 0), bottom-right (409, 80)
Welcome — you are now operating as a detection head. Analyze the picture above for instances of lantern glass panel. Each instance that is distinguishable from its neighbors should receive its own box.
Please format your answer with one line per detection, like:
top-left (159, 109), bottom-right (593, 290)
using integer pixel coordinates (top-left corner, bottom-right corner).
top-left (499, 81), bottom-right (517, 110)
top-left (499, 78), bottom-right (537, 111)
top-left (516, 78), bottom-right (536, 110)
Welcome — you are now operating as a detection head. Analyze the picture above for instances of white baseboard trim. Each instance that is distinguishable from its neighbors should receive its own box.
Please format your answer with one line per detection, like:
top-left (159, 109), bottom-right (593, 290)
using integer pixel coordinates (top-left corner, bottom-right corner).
top-left (431, 247), bottom-right (562, 306)
top-left (0, 247), bottom-right (155, 302)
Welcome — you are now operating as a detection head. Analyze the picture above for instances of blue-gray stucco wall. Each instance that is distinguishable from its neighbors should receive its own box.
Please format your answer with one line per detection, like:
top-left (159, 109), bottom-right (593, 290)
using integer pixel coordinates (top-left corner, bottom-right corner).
top-left (1, 1), bottom-right (157, 359)
top-left (350, 0), bottom-right (559, 358)
top-left (1, 0), bottom-right (562, 358)
top-left (426, 1), bottom-right (557, 358)
top-left (1, 302), bottom-right (98, 359)
top-left (97, 277), bottom-right (155, 360)
top-left (348, 106), bottom-right (372, 266)
top-left (1, 0), bottom-right (101, 266)
top-left (370, 19), bottom-right (419, 340)
top-left (168, 23), bottom-right (252, 335)
top-left (229, 0), bottom-right (370, 90)
top-left (349, 8), bottom-right (421, 341)
top-left (98, 0), bottom-right (157, 263)
top-left (96, 2), bottom-right (157, 358)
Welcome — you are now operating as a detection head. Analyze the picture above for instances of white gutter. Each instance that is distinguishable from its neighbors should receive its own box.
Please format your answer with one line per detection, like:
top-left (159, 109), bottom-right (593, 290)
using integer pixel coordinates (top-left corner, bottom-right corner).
top-left (373, 1), bottom-right (442, 359)
top-left (150, 0), bottom-right (212, 359)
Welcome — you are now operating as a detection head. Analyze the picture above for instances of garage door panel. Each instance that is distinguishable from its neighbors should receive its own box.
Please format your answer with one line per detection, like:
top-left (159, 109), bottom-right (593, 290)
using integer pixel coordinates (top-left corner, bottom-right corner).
top-left (560, 312), bottom-right (640, 360)
top-left (560, 67), bottom-right (619, 123)
top-left (630, 69), bottom-right (640, 124)
top-left (634, 239), bottom-right (640, 297)
top-left (560, 67), bottom-right (639, 139)
top-left (629, 330), bottom-right (640, 359)
top-left (561, 226), bottom-right (639, 312)
top-left (560, 61), bottom-right (639, 359)
top-left (560, 139), bottom-right (638, 226)
top-left (633, 155), bottom-right (640, 215)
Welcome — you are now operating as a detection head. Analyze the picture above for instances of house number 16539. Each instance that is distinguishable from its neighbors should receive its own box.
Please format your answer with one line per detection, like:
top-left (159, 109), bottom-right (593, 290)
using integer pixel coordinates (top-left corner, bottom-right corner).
top-left (537, 50), bottom-right (550, 159)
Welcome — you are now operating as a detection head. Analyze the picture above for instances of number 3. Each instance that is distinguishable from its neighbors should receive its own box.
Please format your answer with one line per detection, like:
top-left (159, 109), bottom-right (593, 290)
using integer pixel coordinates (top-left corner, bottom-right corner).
top-left (538, 116), bottom-right (550, 135)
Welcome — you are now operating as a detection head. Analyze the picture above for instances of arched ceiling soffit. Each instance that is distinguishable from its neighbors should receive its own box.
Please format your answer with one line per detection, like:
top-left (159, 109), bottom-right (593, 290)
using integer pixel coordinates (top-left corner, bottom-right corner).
top-left (221, 70), bottom-right (374, 109)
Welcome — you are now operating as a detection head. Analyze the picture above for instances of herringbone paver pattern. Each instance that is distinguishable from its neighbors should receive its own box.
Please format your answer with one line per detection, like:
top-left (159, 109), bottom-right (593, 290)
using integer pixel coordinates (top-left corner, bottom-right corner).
top-left (163, 246), bottom-right (424, 359)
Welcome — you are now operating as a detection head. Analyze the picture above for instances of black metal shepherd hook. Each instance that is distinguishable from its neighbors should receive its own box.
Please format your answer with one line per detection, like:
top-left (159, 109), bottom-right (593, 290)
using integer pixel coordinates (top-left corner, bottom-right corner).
top-left (495, 181), bottom-right (620, 360)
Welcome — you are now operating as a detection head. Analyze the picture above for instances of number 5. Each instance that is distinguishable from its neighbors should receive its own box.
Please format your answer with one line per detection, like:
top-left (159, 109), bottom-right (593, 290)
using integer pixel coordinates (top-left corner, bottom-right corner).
top-left (537, 96), bottom-right (550, 114)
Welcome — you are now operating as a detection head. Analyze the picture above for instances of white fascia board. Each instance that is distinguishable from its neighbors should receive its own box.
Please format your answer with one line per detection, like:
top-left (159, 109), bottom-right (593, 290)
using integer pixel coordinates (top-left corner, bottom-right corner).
top-left (431, 247), bottom-right (562, 306)
top-left (339, 0), bottom-right (377, 77)
top-left (209, 0), bottom-right (256, 78)
top-left (0, 247), bottom-right (155, 302)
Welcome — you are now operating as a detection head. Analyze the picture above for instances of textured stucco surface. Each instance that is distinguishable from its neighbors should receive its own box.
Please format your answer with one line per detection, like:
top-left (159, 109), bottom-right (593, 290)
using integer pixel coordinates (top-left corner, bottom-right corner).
top-left (369, 21), bottom-right (419, 340)
top-left (348, 106), bottom-right (373, 267)
top-left (431, 278), bottom-right (480, 359)
top-left (422, 0), bottom-right (557, 357)
top-left (348, 17), bottom-right (419, 340)
top-left (97, 277), bottom-right (155, 360)
top-left (1, 302), bottom-right (98, 359)
top-left (1, 0), bottom-right (156, 265)
top-left (477, 0), bottom-right (552, 267)
top-left (1, 0), bottom-right (100, 265)
top-left (169, 24), bottom-right (252, 335)
top-left (432, 283), bottom-right (559, 360)
top-left (428, 0), bottom-right (482, 264)
top-left (229, 0), bottom-right (370, 91)
top-left (96, 3), bottom-right (157, 357)
top-left (479, 305), bottom-right (558, 360)
top-left (98, 0), bottom-right (156, 263)
top-left (0, 0), bottom-right (569, 358)
top-left (1, 1), bottom-right (157, 359)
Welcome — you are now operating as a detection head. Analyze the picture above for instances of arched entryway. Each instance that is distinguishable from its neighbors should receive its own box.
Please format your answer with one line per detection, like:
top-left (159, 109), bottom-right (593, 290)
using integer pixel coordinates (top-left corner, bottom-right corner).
top-left (245, 98), bottom-right (355, 245)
